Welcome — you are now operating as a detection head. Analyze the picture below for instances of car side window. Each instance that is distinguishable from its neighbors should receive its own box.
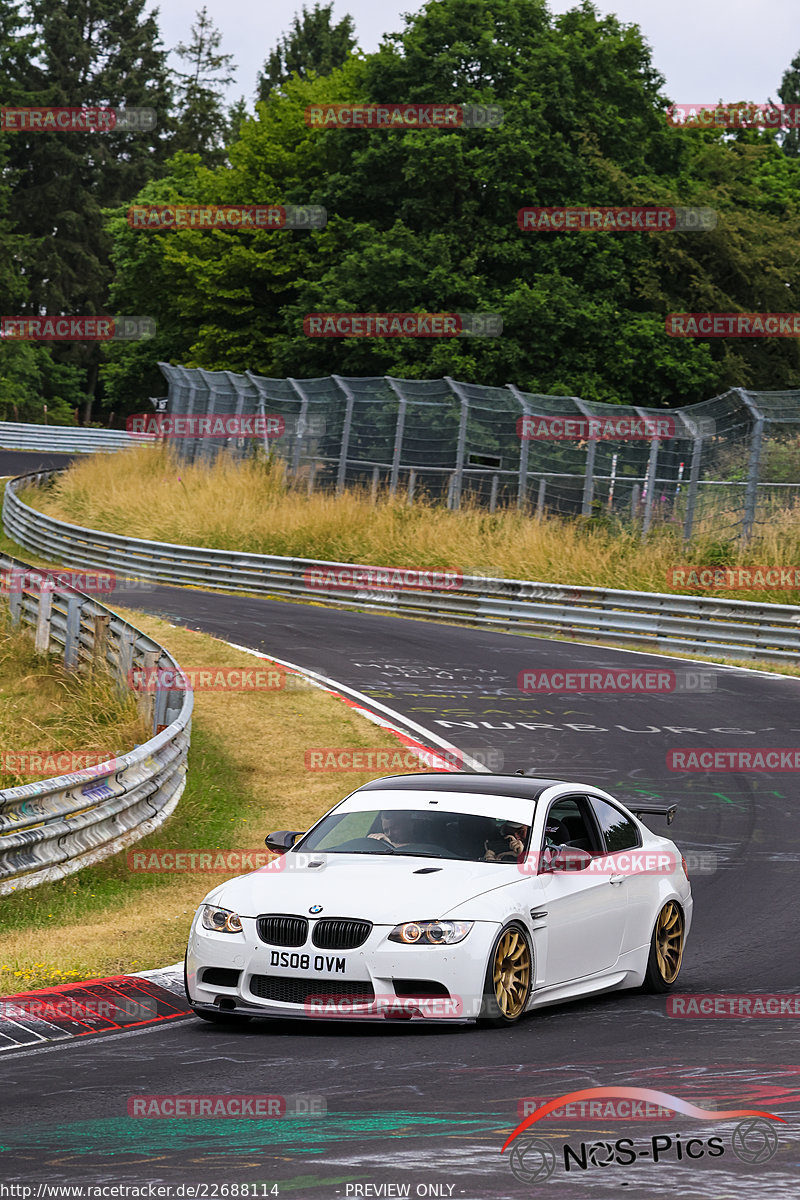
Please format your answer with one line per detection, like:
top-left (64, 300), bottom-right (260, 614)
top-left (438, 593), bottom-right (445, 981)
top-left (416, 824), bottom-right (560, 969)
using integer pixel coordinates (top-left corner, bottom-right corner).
top-left (541, 796), bottom-right (602, 854)
top-left (589, 797), bottom-right (641, 852)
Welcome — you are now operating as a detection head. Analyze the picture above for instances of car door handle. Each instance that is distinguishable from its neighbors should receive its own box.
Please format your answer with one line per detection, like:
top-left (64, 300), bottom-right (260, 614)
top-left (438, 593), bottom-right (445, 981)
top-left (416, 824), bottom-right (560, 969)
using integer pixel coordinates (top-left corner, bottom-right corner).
top-left (609, 874), bottom-right (627, 885)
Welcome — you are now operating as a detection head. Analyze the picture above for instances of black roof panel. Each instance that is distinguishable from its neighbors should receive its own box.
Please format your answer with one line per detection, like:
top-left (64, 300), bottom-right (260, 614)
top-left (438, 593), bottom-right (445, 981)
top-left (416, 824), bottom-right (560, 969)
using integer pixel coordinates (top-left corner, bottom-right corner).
top-left (357, 773), bottom-right (568, 802)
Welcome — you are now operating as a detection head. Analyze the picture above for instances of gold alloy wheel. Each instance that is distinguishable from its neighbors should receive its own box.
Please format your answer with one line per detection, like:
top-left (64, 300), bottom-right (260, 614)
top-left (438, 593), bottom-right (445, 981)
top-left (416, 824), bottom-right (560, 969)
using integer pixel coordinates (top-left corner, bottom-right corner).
top-left (655, 901), bottom-right (684, 984)
top-left (492, 927), bottom-right (532, 1019)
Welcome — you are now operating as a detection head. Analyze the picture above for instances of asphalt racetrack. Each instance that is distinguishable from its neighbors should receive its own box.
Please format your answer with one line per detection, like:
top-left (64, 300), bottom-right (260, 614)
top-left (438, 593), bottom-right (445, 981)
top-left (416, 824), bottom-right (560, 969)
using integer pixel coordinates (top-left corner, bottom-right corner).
top-left (1, 452), bottom-right (799, 1198)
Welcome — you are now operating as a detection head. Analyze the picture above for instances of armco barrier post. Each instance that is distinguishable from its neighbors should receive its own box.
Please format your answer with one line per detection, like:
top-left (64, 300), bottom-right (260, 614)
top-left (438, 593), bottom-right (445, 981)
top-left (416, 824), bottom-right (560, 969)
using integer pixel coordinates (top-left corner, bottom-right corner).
top-left (34, 587), bottom-right (53, 653)
top-left (64, 594), bottom-right (83, 669)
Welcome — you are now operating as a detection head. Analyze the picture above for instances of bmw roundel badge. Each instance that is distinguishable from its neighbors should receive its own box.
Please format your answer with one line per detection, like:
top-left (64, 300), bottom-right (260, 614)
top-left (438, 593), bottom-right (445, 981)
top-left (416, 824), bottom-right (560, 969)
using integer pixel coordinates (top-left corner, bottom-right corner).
top-left (309, 904), bottom-right (323, 914)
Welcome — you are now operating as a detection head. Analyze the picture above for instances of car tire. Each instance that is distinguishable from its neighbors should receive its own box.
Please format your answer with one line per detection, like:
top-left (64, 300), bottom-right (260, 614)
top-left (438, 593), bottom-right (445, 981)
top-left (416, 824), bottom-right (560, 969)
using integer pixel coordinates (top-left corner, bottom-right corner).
top-left (478, 922), bottom-right (533, 1027)
top-left (642, 900), bottom-right (685, 993)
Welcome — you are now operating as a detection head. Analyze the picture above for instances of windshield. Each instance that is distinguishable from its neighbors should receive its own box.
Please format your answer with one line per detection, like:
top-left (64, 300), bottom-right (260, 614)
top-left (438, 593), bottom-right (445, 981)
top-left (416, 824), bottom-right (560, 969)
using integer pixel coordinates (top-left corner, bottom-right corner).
top-left (296, 807), bottom-right (532, 862)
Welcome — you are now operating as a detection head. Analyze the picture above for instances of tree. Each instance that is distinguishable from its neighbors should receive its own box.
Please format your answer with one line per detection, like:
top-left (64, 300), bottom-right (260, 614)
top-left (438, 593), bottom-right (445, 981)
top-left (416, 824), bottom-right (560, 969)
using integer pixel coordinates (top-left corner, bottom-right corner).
top-left (106, 0), bottom-right (800, 408)
top-left (778, 50), bottom-right (800, 156)
top-left (5, 0), bottom-right (174, 422)
top-left (257, 2), bottom-right (356, 102)
top-left (171, 7), bottom-right (237, 165)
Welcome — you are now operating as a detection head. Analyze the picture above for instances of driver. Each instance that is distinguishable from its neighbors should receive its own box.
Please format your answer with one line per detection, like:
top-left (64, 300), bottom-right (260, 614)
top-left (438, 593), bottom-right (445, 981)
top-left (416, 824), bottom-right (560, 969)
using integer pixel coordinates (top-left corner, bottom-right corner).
top-left (484, 823), bottom-right (529, 862)
top-left (367, 811), bottom-right (416, 848)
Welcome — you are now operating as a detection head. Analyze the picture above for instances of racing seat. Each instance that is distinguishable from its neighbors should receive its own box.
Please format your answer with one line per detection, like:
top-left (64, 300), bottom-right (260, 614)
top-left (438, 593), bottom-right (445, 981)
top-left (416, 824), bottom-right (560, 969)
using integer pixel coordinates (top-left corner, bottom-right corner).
top-left (559, 814), bottom-right (593, 851)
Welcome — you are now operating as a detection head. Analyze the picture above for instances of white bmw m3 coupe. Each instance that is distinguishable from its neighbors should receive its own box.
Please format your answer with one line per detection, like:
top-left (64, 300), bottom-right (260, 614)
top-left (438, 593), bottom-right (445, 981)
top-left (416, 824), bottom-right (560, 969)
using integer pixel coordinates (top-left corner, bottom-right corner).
top-left (185, 772), bottom-right (692, 1027)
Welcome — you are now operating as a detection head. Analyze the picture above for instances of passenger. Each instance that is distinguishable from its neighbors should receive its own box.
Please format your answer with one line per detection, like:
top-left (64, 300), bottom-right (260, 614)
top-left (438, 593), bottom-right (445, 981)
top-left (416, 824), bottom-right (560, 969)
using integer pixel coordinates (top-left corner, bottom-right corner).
top-left (484, 823), bottom-right (529, 862)
top-left (367, 811), bottom-right (416, 848)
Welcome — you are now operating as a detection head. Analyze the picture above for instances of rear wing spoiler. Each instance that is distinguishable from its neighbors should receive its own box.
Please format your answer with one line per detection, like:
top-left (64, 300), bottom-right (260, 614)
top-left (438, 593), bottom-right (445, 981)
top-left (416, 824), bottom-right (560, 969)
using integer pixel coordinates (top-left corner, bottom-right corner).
top-left (630, 802), bottom-right (677, 826)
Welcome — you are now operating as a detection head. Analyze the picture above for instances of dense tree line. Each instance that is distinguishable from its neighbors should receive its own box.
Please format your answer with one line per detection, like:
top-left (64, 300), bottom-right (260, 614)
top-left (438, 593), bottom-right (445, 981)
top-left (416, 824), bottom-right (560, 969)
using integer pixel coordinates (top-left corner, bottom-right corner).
top-left (1, 0), bottom-right (800, 424)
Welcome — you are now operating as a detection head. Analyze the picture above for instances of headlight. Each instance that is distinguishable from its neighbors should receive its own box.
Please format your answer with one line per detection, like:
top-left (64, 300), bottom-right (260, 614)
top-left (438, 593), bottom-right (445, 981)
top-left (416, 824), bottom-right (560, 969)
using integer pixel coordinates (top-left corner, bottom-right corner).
top-left (388, 920), bottom-right (473, 945)
top-left (201, 904), bottom-right (243, 934)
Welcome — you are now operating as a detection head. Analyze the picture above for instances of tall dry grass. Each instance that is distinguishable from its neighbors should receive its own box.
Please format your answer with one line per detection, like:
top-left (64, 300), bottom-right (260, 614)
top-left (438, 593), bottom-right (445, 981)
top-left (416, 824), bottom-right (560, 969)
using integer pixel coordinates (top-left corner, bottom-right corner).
top-left (24, 444), bottom-right (800, 601)
top-left (0, 603), bottom-right (150, 789)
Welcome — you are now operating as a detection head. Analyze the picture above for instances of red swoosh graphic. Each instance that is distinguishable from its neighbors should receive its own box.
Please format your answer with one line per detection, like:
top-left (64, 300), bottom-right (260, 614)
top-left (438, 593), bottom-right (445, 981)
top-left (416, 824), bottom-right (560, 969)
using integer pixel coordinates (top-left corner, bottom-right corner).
top-left (501, 1086), bottom-right (784, 1152)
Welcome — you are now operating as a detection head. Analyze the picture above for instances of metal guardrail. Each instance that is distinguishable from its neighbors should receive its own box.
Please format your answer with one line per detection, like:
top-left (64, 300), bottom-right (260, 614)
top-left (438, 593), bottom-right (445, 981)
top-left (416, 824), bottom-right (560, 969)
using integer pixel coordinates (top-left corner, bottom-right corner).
top-left (0, 541), bottom-right (192, 894)
top-left (0, 421), bottom-right (142, 454)
top-left (4, 469), bottom-right (800, 664)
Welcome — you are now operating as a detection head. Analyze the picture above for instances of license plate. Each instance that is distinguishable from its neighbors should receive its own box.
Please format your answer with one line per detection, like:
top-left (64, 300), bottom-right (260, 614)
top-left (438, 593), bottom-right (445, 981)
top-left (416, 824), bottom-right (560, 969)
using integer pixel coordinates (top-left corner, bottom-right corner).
top-left (269, 951), bottom-right (347, 973)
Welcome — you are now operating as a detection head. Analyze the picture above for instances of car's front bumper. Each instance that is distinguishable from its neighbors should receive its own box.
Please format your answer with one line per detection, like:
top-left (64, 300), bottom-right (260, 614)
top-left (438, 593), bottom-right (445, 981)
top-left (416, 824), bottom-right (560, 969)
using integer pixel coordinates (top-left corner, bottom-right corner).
top-left (186, 915), bottom-right (501, 1024)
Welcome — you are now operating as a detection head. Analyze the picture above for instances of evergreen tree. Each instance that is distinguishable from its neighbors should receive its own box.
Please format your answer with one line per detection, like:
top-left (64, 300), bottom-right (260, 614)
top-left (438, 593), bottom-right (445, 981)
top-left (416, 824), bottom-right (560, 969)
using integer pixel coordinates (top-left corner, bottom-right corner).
top-left (257, 2), bottom-right (356, 101)
top-left (778, 51), bottom-right (800, 156)
top-left (171, 7), bottom-right (237, 165)
top-left (5, 0), bottom-right (173, 421)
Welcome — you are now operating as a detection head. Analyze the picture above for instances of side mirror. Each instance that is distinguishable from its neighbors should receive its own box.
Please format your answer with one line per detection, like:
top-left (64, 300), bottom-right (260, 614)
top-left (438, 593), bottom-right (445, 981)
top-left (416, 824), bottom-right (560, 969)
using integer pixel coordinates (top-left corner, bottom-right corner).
top-left (265, 830), bottom-right (304, 855)
top-left (547, 846), bottom-right (593, 873)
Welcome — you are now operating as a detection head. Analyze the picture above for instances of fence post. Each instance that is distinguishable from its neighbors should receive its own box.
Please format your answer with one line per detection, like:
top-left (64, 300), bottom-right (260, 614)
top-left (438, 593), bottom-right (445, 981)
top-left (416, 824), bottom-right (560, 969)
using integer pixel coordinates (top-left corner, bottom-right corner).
top-left (64, 594), bottom-right (83, 670)
top-left (332, 375), bottom-right (355, 495)
top-left (489, 474), bottom-right (499, 513)
top-left (631, 482), bottom-right (641, 520)
top-left (641, 439), bottom-right (660, 536)
top-left (386, 378), bottom-right (407, 497)
top-left (506, 384), bottom-right (530, 509)
top-left (408, 469), bottom-right (416, 504)
top-left (739, 391), bottom-right (765, 543)
top-left (34, 587), bottom-right (53, 654)
top-left (683, 436), bottom-right (704, 543)
top-left (287, 378), bottom-right (311, 477)
top-left (444, 377), bottom-right (469, 510)
top-left (536, 477), bottom-right (547, 520)
top-left (574, 398), bottom-right (597, 517)
top-left (307, 462), bottom-right (317, 496)
top-left (371, 466), bottom-right (380, 502)
top-left (582, 438), bottom-right (597, 516)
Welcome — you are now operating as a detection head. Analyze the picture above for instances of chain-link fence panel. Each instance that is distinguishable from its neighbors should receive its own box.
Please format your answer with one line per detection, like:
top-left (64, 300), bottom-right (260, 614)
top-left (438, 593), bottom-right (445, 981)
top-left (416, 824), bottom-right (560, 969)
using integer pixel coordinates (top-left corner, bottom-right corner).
top-left (154, 367), bottom-right (800, 542)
